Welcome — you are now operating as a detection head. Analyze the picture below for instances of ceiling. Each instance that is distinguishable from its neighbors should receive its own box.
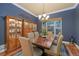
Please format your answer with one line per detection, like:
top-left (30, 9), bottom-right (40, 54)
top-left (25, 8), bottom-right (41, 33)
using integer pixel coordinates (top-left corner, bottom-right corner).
top-left (17, 3), bottom-right (75, 16)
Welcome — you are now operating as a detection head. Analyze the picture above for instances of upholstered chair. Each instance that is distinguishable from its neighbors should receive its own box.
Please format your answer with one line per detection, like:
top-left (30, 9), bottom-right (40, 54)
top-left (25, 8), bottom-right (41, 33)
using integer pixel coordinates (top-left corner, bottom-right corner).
top-left (19, 37), bottom-right (43, 56)
top-left (34, 32), bottom-right (39, 40)
top-left (27, 32), bottom-right (35, 42)
top-left (45, 35), bottom-right (63, 56)
top-left (47, 31), bottom-right (54, 41)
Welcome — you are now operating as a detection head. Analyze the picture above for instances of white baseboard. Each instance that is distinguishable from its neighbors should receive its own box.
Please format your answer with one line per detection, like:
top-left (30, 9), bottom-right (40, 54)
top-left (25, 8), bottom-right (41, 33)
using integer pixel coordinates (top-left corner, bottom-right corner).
top-left (62, 41), bottom-right (70, 44)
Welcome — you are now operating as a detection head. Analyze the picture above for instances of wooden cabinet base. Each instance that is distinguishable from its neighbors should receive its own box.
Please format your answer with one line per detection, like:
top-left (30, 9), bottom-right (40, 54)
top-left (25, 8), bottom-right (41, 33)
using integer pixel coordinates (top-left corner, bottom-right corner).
top-left (0, 48), bottom-right (21, 56)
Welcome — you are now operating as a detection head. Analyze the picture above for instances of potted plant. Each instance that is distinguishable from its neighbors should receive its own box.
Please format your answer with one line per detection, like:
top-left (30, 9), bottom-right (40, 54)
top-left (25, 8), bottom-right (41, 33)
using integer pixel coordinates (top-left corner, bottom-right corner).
top-left (42, 29), bottom-right (47, 37)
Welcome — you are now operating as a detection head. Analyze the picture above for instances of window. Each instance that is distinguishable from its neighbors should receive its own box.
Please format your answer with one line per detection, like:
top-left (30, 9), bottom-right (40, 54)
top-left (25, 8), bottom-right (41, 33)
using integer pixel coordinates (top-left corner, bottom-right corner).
top-left (42, 18), bottom-right (62, 37)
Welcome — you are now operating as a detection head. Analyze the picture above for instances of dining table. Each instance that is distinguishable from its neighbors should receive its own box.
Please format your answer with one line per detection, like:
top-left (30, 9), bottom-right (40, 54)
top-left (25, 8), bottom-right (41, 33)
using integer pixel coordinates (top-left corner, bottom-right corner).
top-left (32, 36), bottom-right (54, 55)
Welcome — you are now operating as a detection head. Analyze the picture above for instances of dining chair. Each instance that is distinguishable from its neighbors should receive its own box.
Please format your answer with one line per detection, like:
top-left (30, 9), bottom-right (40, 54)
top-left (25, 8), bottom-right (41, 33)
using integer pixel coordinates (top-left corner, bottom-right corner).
top-left (27, 32), bottom-right (40, 48)
top-left (27, 32), bottom-right (35, 41)
top-left (45, 34), bottom-right (63, 56)
top-left (34, 32), bottom-right (39, 40)
top-left (47, 31), bottom-right (54, 41)
top-left (53, 32), bottom-right (62, 45)
top-left (19, 36), bottom-right (43, 56)
top-left (57, 32), bottom-right (62, 39)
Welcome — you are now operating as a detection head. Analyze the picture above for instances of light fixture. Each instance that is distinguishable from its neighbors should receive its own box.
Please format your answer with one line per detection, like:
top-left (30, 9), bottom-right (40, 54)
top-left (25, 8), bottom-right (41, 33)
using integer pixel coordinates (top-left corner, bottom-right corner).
top-left (38, 4), bottom-right (49, 21)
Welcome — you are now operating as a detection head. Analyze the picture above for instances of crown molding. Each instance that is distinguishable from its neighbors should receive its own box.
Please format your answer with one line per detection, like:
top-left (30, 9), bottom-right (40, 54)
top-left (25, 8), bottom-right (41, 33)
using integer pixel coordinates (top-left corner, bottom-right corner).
top-left (12, 3), bottom-right (37, 17)
top-left (46, 3), bottom-right (78, 15)
top-left (12, 3), bottom-right (78, 17)
top-left (37, 3), bottom-right (78, 17)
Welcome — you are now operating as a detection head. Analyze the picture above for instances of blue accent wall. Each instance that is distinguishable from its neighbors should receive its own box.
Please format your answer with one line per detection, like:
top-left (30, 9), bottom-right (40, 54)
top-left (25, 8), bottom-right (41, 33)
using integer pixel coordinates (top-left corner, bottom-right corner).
top-left (49, 9), bottom-right (76, 41)
top-left (75, 4), bottom-right (79, 45)
top-left (0, 3), bottom-right (39, 45)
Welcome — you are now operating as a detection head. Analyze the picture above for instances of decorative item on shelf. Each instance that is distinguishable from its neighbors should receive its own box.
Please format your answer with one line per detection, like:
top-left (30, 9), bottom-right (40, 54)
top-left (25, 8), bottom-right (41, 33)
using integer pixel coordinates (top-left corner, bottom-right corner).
top-left (24, 22), bottom-right (28, 26)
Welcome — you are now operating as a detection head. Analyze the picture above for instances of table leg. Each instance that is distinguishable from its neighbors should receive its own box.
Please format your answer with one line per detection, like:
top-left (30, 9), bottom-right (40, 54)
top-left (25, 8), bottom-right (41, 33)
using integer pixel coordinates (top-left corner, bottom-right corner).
top-left (38, 47), bottom-right (48, 56)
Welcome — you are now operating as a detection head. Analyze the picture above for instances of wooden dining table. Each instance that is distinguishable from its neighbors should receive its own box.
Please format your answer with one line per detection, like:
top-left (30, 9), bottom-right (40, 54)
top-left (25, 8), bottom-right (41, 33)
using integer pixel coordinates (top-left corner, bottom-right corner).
top-left (32, 36), bottom-right (54, 55)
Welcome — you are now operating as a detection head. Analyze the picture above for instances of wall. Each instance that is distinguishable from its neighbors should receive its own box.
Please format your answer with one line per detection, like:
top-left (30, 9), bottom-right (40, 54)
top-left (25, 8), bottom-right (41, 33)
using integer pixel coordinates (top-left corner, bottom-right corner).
top-left (0, 3), bottom-right (78, 45)
top-left (0, 3), bottom-right (39, 45)
top-left (49, 9), bottom-right (76, 41)
top-left (75, 4), bottom-right (79, 45)
top-left (48, 4), bottom-right (79, 45)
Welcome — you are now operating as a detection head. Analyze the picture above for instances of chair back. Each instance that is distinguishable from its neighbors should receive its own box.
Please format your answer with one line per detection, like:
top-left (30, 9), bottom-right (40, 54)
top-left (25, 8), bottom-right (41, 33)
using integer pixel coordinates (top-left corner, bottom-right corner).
top-left (57, 32), bottom-right (62, 39)
top-left (19, 37), bottom-right (33, 56)
top-left (56, 35), bottom-right (63, 55)
top-left (34, 32), bottom-right (39, 40)
top-left (47, 31), bottom-right (54, 40)
top-left (27, 32), bottom-right (35, 41)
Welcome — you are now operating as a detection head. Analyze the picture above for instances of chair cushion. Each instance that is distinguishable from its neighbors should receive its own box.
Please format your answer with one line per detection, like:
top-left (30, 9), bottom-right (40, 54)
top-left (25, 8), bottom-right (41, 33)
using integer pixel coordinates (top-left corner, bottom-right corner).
top-left (33, 47), bottom-right (43, 56)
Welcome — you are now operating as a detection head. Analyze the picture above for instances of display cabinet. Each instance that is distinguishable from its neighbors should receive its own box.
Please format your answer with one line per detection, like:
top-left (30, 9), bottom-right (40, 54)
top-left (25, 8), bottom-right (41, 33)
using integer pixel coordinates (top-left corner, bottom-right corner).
top-left (22, 20), bottom-right (29, 37)
top-left (32, 23), bottom-right (37, 32)
top-left (16, 19), bottom-right (22, 48)
top-left (6, 16), bottom-right (37, 53)
top-left (6, 16), bottom-right (22, 53)
top-left (23, 20), bottom-right (37, 37)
